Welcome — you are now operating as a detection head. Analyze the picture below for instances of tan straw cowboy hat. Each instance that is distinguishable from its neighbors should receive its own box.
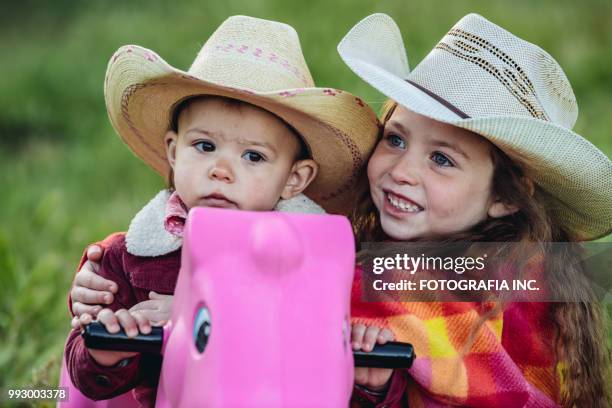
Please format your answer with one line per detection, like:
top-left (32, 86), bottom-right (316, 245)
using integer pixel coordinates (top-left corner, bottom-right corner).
top-left (338, 13), bottom-right (612, 239)
top-left (104, 15), bottom-right (379, 214)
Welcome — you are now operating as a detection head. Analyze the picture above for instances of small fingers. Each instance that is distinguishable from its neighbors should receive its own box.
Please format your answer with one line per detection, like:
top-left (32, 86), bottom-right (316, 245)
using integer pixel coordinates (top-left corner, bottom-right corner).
top-left (71, 316), bottom-right (80, 329)
top-left (97, 309), bottom-right (120, 333)
top-left (351, 324), bottom-right (366, 350)
top-left (77, 313), bottom-right (94, 328)
top-left (377, 328), bottom-right (395, 344)
top-left (363, 326), bottom-right (381, 352)
top-left (72, 313), bottom-right (93, 329)
top-left (115, 309), bottom-right (139, 338)
top-left (131, 311), bottom-right (152, 335)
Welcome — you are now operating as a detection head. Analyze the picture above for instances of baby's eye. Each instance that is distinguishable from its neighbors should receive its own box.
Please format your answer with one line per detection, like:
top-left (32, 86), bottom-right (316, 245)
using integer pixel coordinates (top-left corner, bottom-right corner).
top-left (242, 151), bottom-right (266, 162)
top-left (431, 152), bottom-right (454, 167)
top-left (386, 134), bottom-right (406, 149)
top-left (194, 141), bottom-right (215, 152)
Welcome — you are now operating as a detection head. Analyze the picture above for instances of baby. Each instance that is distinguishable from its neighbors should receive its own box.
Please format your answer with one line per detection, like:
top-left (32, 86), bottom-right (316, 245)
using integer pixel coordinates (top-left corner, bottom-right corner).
top-left (64, 15), bottom-right (378, 406)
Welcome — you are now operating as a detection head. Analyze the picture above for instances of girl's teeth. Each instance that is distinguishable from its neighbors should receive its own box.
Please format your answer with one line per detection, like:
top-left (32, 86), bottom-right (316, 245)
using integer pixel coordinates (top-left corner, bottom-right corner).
top-left (387, 193), bottom-right (421, 212)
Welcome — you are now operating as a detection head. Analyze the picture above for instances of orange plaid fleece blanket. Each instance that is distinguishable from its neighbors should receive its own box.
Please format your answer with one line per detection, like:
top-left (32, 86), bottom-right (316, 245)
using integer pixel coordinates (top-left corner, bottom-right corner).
top-left (350, 265), bottom-right (561, 407)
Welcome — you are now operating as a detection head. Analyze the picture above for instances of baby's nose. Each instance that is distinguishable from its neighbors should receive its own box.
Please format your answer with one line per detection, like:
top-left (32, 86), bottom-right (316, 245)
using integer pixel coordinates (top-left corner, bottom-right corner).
top-left (208, 160), bottom-right (235, 183)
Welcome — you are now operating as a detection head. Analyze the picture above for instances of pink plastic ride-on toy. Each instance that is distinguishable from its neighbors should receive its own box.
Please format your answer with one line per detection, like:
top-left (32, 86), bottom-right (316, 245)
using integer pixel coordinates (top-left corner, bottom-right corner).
top-left (61, 208), bottom-right (414, 407)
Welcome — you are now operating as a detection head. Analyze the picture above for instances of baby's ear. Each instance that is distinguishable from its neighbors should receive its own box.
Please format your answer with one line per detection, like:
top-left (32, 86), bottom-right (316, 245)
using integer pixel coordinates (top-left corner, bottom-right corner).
top-left (280, 160), bottom-right (319, 199)
top-left (164, 130), bottom-right (178, 170)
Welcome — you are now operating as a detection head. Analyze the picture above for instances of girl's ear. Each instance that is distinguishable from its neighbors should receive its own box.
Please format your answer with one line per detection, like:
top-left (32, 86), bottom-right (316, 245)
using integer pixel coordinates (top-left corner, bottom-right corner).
top-left (488, 178), bottom-right (534, 218)
top-left (165, 130), bottom-right (178, 170)
top-left (280, 159), bottom-right (319, 199)
top-left (488, 200), bottom-right (519, 218)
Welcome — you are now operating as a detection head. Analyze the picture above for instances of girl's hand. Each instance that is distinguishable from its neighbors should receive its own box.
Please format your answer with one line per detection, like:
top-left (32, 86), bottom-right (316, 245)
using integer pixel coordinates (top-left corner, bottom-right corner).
top-left (352, 323), bottom-right (395, 392)
top-left (86, 308), bottom-right (150, 367)
top-left (129, 292), bottom-right (174, 326)
top-left (70, 245), bottom-right (118, 328)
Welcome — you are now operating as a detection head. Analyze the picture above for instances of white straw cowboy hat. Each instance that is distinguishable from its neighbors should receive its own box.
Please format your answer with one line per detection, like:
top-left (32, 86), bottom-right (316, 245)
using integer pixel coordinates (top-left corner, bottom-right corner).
top-left (105, 15), bottom-right (378, 215)
top-left (338, 13), bottom-right (612, 240)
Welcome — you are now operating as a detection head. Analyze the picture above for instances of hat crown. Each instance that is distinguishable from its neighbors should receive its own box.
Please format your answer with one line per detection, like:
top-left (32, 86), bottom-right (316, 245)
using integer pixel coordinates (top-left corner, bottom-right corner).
top-left (188, 16), bottom-right (314, 92)
top-left (410, 13), bottom-right (578, 129)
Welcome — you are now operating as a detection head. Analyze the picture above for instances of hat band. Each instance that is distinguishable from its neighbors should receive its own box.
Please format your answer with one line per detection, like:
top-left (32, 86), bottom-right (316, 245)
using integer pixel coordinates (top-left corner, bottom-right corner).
top-left (405, 80), bottom-right (470, 119)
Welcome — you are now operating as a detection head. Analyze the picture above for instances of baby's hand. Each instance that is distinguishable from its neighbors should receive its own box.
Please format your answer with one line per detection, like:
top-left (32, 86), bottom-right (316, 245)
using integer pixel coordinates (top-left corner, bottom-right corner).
top-left (129, 292), bottom-right (173, 326)
top-left (352, 323), bottom-right (395, 392)
top-left (86, 308), bottom-right (151, 367)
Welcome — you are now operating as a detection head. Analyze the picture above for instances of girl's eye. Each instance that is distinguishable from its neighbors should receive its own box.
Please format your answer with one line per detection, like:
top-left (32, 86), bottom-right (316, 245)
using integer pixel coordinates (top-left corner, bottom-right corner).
top-left (242, 151), bottom-right (266, 162)
top-left (194, 141), bottom-right (215, 152)
top-left (386, 134), bottom-right (406, 149)
top-left (431, 152), bottom-right (454, 167)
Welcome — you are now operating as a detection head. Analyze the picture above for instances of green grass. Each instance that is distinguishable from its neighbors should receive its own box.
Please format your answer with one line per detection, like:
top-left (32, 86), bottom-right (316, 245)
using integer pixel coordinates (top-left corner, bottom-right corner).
top-left (0, 0), bottom-right (610, 405)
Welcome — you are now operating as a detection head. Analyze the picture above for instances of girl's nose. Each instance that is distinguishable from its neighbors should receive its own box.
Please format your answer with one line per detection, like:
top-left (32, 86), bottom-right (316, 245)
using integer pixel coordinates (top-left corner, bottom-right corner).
top-left (388, 154), bottom-right (420, 186)
top-left (208, 159), bottom-right (235, 183)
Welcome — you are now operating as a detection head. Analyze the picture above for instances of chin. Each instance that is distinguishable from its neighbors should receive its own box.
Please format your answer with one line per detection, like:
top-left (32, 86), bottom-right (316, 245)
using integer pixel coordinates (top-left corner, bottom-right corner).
top-left (380, 217), bottom-right (419, 241)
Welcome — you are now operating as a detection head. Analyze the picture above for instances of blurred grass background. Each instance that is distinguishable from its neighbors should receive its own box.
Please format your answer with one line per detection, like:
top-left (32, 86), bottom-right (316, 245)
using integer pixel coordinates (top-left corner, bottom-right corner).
top-left (0, 0), bottom-right (610, 405)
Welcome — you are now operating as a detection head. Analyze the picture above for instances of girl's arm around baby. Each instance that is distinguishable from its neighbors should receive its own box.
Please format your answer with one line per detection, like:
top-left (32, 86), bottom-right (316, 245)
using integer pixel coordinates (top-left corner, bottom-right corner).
top-left (64, 233), bottom-right (145, 400)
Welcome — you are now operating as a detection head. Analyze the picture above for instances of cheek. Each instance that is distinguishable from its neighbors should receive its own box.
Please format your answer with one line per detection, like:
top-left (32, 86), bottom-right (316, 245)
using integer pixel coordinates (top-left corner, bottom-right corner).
top-left (427, 178), bottom-right (491, 220)
top-left (238, 169), bottom-right (286, 209)
top-left (367, 147), bottom-right (388, 186)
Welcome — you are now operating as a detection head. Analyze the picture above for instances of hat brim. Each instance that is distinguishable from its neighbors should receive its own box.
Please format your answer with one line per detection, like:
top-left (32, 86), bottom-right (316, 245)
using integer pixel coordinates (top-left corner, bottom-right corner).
top-left (339, 21), bottom-right (612, 239)
top-left (105, 45), bottom-right (379, 215)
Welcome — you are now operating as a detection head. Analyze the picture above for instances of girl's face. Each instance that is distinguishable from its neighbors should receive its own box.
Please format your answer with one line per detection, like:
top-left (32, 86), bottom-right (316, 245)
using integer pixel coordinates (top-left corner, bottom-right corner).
top-left (368, 105), bottom-right (505, 241)
top-left (166, 98), bottom-right (317, 211)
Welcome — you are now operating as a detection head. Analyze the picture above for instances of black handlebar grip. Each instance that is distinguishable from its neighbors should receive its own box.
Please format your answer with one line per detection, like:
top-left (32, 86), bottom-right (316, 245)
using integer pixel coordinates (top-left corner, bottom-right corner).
top-left (353, 342), bottom-right (415, 368)
top-left (82, 322), bottom-right (414, 368)
top-left (82, 321), bottom-right (163, 354)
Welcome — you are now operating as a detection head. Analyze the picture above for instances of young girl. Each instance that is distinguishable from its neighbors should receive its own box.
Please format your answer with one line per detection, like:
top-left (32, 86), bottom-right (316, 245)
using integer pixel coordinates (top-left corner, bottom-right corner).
top-left (64, 15), bottom-right (378, 406)
top-left (341, 13), bottom-right (611, 408)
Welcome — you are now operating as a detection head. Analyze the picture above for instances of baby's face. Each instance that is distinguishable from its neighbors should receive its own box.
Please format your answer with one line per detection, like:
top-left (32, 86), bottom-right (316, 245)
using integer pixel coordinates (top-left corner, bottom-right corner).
top-left (367, 105), bottom-right (498, 240)
top-left (166, 98), bottom-right (306, 211)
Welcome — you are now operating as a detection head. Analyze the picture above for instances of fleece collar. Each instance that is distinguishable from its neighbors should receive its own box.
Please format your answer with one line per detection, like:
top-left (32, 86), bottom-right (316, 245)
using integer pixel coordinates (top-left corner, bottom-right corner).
top-left (125, 190), bottom-right (326, 257)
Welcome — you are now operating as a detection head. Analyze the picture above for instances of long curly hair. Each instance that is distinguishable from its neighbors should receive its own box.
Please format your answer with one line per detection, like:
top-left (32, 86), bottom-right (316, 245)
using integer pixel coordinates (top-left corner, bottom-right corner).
top-left (350, 100), bottom-right (611, 408)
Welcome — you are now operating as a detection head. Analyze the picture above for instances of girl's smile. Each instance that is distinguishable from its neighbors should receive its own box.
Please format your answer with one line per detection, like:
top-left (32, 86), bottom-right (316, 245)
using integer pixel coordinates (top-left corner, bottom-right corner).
top-left (383, 189), bottom-right (424, 216)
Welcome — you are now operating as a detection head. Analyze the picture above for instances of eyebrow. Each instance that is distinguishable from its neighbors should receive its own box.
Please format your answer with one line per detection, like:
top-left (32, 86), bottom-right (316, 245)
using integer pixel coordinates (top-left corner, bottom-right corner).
top-left (386, 120), bottom-right (410, 136)
top-left (386, 121), bottom-right (469, 160)
top-left (236, 139), bottom-right (277, 155)
top-left (429, 139), bottom-right (470, 160)
top-left (184, 128), bottom-right (277, 154)
top-left (185, 128), bottom-right (218, 138)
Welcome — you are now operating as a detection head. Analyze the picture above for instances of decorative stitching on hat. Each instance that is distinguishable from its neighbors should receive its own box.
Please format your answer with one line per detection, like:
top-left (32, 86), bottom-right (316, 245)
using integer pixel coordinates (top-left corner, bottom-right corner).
top-left (279, 88), bottom-right (307, 97)
top-left (212, 43), bottom-right (311, 85)
top-left (437, 29), bottom-right (550, 121)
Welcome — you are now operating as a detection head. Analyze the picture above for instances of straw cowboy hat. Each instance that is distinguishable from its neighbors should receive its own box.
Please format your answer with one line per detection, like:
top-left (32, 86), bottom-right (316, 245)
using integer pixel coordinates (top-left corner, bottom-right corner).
top-left (104, 15), bottom-right (379, 215)
top-left (338, 13), bottom-right (612, 240)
